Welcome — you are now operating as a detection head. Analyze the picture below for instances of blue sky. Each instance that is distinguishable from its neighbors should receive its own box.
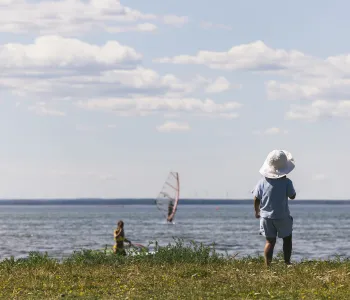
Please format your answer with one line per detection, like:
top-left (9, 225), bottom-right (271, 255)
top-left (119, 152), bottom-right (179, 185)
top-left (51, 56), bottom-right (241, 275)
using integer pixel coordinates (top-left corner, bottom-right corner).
top-left (1, 0), bottom-right (350, 199)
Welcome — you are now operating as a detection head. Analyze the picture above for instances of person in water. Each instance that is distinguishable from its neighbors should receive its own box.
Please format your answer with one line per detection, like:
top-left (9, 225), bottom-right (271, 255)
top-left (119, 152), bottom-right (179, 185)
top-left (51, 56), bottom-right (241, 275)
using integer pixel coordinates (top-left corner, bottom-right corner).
top-left (167, 201), bottom-right (174, 222)
top-left (113, 220), bottom-right (131, 255)
top-left (252, 150), bottom-right (296, 267)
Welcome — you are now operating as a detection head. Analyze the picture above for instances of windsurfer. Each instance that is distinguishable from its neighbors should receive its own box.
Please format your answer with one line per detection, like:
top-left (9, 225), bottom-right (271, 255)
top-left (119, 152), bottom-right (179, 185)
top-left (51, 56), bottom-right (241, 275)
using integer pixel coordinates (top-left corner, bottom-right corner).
top-left (155, 172), bottom-right (179, 223)
top-left (167, 201), bottom-right (174, 222)
top-left (113, 220), bottom-right (131, 255)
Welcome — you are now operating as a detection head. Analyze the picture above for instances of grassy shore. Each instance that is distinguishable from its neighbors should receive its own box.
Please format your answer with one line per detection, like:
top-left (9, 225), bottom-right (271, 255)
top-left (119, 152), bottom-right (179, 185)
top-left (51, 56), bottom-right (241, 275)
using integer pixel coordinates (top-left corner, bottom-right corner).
top-left (0, 240), bottom-right (349, 299)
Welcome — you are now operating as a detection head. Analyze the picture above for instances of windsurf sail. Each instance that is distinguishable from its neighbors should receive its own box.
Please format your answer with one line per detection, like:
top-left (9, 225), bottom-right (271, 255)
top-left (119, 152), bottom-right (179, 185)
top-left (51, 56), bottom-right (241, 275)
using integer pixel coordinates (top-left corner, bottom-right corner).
top-left (155, 172), bottom-right (180, 222)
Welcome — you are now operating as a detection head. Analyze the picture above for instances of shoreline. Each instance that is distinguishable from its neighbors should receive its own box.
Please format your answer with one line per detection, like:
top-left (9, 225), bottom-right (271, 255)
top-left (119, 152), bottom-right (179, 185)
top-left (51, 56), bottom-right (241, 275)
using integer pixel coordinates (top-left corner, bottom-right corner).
top-left (0, 199), bottom-right (350, 205)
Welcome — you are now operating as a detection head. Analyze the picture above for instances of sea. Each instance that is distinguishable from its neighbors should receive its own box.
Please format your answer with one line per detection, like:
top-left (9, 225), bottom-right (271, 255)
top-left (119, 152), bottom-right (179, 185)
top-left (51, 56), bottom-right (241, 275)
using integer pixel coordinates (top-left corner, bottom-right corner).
top-left (0, 199), bottom-right (349, 261)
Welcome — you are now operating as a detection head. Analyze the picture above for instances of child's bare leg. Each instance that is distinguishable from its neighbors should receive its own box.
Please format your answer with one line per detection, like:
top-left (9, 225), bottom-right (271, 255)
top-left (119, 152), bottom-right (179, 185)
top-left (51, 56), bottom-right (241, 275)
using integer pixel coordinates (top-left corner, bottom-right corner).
top-left (264, 238), bottom-right (276, 266)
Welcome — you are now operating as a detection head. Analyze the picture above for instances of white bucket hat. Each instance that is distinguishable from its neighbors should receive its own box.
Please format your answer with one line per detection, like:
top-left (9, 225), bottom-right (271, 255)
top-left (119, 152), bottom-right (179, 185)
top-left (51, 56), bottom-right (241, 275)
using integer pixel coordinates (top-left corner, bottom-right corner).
top-left (259, 150), bottom-right (295, 179)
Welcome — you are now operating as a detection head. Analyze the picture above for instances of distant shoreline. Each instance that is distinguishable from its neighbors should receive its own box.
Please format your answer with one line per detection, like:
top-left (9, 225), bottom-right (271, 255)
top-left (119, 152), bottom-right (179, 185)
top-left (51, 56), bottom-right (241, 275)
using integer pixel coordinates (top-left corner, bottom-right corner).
top-left (0, 199), bottom-right (349, 205)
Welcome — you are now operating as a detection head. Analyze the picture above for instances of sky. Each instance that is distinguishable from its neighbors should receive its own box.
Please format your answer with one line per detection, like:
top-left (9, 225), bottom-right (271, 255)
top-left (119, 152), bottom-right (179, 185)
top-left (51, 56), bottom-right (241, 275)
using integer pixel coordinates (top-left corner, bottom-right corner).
top-left (1, 0), bottom-right (350, 199)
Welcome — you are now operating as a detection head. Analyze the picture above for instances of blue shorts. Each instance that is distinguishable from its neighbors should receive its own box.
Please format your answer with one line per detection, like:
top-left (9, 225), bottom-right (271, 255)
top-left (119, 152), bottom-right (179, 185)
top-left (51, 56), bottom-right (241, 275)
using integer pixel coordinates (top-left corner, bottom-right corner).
top-left (259, 216), bottom-right (293, 238)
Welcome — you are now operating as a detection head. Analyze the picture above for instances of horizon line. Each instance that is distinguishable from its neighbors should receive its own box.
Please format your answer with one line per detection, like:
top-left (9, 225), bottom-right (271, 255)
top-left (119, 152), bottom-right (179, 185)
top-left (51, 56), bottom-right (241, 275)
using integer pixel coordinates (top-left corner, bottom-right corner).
top-left (0, 198), bottom-right (349, 201)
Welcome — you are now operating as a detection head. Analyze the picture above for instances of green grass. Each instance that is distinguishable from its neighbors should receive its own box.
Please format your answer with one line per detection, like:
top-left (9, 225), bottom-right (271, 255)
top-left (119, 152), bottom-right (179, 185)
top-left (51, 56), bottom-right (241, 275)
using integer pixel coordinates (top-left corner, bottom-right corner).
top-left (0, 239), bottom-right (349, 299)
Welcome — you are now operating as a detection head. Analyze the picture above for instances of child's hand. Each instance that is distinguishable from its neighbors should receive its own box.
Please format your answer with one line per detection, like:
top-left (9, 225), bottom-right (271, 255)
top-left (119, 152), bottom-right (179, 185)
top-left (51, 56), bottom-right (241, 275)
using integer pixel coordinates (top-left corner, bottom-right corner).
top-left (255, 212), bottom-right (260, 219)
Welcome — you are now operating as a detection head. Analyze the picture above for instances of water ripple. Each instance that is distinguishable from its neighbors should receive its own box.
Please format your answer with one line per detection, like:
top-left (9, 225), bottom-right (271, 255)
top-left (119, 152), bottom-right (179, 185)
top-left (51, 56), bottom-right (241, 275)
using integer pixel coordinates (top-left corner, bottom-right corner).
top-left (0, 204), bottom-right (348, 260)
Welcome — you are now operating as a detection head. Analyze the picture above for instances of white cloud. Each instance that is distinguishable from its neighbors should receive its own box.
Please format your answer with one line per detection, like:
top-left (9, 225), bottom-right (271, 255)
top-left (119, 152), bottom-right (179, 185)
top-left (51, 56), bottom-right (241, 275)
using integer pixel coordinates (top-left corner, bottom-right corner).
top-left (312, 173), bottom-right (328, 181)
top-left (253, 127), bottom-right (288, 135)
top-left (0, 35), bottom-right (141, 71)
top-left (267, 75), bottom-right (350, 122)
top-left (265, 127), bottom-right (288, 135)
top-left (75, 124), bottom-right (96, 132)
top-left (77, 96), bottom-right (242, 118)
top-left (266, 78), bottom-right (350, 103)
top-left (215, 113), bottom-right (240, 119)
top-left (155, 40), bottom-right (340, 81)
top-left (242, 45), bottom-right (350, 122)
top-left (0, 0), bottom-right (14, 5)
top-left (105, 23), bottom-right (157, 33)
top-left (0, 36), bottom-right (238, 100)
top-left (326, 55), bottom-right (350, 74)
top-left (154, 40), bottom-right (309, 71)
top-left (185, 75), bottom-right (237, 94)
top-left (151, 40), bottom-right (350, 122)
top-left (0, 0), bottom-right (187, 35)
top-left (205, 77), bottom-right (231, 93)
top-left (28, 103), bottom-right (65, 117)
top-left (156, 121), bottom-right (190, 132)
top-left (75, 124), bottom-right (118, 131)
top-left (162, 15), bottom-right (189, 27)
top-left (154, 40), bottom-right (350, 122)
top-left (1, 71), bottom-right (234, 102)
top-left (200, 21), bottom-right (232, 30)
top-left (286, 100), bottom-right (350, 121)
top-left (266, 81), bottom-right (322, 101)
top-left (0, 36), bottom-right (242, 119)
top-left (93, 68), bottom-right (221, 94)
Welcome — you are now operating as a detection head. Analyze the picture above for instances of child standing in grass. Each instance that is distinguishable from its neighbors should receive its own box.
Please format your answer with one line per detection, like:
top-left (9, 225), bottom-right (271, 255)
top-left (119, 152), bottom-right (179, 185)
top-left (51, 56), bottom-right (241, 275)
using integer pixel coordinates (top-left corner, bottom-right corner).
top-left (113, 220), bottom-right (131, 255)
top-left (252, 150), bottom-right (296, 266)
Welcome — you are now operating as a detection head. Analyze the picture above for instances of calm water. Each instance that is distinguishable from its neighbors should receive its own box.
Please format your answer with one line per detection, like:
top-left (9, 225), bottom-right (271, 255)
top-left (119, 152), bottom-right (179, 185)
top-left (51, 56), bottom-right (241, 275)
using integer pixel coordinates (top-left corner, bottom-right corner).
top-left (0, 203), bottom-right (349, 261)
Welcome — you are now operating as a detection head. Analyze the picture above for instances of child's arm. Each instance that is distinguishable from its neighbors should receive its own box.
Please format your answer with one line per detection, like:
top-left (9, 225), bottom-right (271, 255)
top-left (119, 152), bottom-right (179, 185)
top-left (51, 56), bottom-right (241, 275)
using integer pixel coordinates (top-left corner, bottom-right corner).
top-left (254, 197), bottom-right (261, 218)
top-left (124, 237), bottom-right (132, 245)
top-left (252, 181), bottom-right (262, 218)
top-left (287, 180), bottom-right (296, 200)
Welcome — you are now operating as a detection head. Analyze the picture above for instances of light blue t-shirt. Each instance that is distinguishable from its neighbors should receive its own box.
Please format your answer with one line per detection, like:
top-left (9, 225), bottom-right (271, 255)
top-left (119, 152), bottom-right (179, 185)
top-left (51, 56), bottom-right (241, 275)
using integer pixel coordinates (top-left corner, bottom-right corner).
top-left (253, 176), bottom-right (296, 219)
